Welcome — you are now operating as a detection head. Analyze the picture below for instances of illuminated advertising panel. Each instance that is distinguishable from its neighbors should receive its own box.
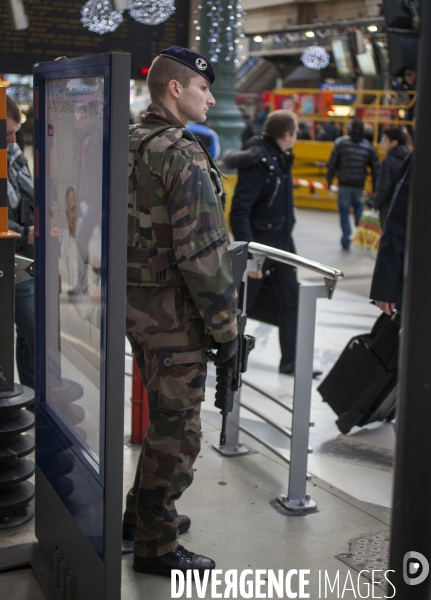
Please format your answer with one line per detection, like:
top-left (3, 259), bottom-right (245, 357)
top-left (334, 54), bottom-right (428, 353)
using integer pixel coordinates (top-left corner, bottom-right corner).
top-left (44, 76), bottom-right (104, 467)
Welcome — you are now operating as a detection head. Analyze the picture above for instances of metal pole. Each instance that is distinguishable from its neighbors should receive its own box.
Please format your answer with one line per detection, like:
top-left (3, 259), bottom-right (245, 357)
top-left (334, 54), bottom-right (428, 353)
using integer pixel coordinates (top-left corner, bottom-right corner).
top-left (278, 283), bottom-right (327, 513)
top-left (389, 2), bottom-right (431, 595)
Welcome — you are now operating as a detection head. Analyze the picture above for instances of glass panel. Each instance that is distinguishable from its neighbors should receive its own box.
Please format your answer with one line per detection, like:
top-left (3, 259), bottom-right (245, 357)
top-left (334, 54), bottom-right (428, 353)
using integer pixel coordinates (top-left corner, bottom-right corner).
top-left (44, 76), bottom-right (104, 467)
top-left (375, 36), bottom-right (390, 72)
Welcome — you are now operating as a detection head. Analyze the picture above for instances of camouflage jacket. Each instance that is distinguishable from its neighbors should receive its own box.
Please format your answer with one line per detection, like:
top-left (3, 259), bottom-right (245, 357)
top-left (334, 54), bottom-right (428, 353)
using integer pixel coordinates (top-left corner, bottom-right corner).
top-left (127, 103), bottom-right (237, 343)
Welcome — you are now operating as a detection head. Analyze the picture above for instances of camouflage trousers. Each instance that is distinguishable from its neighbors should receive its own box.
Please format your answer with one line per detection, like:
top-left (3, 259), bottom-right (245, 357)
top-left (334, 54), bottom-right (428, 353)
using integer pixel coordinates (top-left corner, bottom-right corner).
top-left (124, 285), bottom-right (207, 558)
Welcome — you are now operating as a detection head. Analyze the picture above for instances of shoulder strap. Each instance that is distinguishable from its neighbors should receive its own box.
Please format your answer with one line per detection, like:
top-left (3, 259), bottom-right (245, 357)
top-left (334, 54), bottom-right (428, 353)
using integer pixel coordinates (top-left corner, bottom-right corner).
top-left (129, 125), bottom-right (178, 199)
top-left (129, 125), bottom-right (175, 152)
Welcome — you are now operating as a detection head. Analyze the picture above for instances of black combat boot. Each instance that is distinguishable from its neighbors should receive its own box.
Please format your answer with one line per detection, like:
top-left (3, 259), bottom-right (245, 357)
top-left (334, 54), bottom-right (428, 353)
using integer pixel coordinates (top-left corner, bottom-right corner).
top-left (133, 545), bottom-right (215, 578)
top-left (122, 515), bottom-right (191, 541)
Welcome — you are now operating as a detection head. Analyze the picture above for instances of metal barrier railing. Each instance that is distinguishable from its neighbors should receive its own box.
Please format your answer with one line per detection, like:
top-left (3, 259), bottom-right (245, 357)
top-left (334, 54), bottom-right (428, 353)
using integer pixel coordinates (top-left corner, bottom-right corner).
top-left (214, 242), bottom-right (343, 514)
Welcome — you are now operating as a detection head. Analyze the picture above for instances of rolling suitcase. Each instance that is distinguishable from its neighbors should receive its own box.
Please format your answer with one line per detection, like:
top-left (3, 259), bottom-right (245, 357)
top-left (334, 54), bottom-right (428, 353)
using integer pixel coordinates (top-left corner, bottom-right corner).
top-left (317, 312), bottom-right (400, 434)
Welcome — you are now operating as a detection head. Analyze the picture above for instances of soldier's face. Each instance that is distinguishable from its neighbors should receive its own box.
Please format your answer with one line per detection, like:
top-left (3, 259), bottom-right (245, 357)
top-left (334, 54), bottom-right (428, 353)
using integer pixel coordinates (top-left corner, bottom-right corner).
top-left (176, 75), bottom-right (215, 124)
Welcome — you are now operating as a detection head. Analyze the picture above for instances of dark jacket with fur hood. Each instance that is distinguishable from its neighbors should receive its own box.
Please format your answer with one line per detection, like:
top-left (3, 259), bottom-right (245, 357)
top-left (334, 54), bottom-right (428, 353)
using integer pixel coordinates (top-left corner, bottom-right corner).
top-left (225, 135), bottom-right (296, 252)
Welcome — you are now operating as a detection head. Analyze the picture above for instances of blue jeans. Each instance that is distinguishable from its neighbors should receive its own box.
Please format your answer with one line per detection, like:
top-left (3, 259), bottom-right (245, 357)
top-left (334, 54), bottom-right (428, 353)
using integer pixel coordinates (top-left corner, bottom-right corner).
top-left (337, 186), bottom-right (364, 249)
top-left (15, 278), bottom-right (35, 389)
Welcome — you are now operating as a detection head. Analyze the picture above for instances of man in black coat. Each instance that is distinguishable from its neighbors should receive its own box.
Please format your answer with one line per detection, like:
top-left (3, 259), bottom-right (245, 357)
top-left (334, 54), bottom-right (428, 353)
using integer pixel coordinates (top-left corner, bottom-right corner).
top-left (327, 118), bottom-right (379, 250)
top-left (372, 127), bottom-right (410, 226)
top-left (225, 110), bottom-right (320, 376)
top-left (370, 153), bottom-right (412, 314)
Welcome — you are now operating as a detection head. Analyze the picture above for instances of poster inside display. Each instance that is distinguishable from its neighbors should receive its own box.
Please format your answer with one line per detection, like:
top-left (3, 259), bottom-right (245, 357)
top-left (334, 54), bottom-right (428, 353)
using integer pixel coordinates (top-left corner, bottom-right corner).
top-left (45, 76), bottom-right (104, 466)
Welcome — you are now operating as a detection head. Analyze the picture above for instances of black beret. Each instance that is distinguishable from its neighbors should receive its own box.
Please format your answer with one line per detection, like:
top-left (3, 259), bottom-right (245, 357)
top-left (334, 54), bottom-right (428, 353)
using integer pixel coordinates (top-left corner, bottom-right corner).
top-left (159, 46), bottom-right (215, 85)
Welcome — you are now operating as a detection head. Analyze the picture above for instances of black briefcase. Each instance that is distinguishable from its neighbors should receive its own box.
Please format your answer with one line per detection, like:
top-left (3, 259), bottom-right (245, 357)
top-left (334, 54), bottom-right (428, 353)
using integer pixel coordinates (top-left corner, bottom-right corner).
top-left (246, 274), bottom-right (280, 327)
top-left (317, 312), bottom-right (399, 433)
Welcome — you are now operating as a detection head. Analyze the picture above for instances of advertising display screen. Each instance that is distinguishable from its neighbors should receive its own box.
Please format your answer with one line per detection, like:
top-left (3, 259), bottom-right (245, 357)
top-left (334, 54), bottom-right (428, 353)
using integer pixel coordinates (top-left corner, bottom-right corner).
top-left (356, 38), bottom-right (378, 76)
top-left (34, 54), bottom-right (129, 596)
top-left (375, 35), bottom-right (390, 73)
top-left (331, 39), bottom-right (355, 77)
top-left (44, 76), bottom-right (105, 467)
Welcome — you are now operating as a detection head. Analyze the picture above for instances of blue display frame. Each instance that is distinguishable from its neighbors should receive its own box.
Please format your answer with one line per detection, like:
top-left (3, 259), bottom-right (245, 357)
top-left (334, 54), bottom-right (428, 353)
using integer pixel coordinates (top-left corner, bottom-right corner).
top-left (33, 53), bottom-right (129, 599)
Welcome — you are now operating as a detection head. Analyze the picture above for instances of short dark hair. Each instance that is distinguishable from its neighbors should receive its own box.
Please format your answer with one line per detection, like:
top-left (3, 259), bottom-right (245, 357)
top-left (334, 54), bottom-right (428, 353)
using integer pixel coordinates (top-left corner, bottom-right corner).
top-left (6, 95), bottom-right (21, 124)
top-left (146, 55), bottom-right (197, 105)
top-left (351, 118), bottom-right (364, 132)
top-left (263, 110), bottom-right (298, 138)
top-left (381, 127), bottom-right (407, 146)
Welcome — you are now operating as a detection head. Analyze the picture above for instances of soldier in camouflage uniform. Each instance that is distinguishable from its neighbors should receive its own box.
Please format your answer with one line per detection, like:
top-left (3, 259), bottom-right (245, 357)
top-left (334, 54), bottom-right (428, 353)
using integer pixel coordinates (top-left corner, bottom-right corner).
top-left (122, 46), bottom-right (238, 577)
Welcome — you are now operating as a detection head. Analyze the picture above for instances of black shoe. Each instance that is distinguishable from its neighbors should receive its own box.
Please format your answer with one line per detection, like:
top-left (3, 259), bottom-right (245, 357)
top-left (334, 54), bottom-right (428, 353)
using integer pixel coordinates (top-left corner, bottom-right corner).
top-left (133, 545), bottom-right (215, 578)
top-left (123, 515), bottom-right (191, 541)
top-left (279, 363), bottom-right (323, 379)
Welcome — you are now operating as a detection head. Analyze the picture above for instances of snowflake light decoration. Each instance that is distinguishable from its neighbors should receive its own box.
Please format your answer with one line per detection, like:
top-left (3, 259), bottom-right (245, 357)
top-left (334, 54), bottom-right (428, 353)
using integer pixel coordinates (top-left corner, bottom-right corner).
top-left (128, 0), bottom-right (175, 25)
top-left (81, 0), bottom-right (123, 34)
top-left (300, 46), bottom-right (330, 70)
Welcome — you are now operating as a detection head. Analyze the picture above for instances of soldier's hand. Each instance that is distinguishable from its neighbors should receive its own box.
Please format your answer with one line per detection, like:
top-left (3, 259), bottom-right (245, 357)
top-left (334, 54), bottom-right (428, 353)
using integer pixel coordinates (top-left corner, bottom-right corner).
top-left (213, 337), bottom-right (238, 365)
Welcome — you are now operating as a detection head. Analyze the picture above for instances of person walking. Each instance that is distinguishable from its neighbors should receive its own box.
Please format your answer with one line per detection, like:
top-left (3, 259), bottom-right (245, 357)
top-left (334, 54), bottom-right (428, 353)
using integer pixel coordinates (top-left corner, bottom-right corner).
top-left (6, 95), bottom-right (35, 389)
top-left (372, 127), bottom-right (410, 227)
top-left (226, 110), bottom-right (321, 377)
top-left (327, 118), bottom-right (379, 250)
top-left (122, 46), bottom-right (238, 578)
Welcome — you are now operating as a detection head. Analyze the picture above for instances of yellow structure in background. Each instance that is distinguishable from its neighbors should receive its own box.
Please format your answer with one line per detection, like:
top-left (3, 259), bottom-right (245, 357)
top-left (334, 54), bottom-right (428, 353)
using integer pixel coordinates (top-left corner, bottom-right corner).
top-left (224, 88), bottom-right (416, 215)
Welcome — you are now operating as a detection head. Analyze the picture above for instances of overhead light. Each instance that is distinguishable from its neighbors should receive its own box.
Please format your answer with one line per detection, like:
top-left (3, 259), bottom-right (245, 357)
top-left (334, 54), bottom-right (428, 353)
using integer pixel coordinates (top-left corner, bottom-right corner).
top-left (305, 31), bottom-right (315, 38)
top-left (8, 0), bottom-right (29, 30)
top-left (253, 35), bottom-right (263, 43)
top-left (367, 24), bottom-right (378, 32)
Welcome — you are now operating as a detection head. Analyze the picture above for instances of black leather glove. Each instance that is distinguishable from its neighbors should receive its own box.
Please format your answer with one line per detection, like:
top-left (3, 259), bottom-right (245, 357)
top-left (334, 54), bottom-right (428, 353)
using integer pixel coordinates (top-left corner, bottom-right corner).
top-left (213, 337), bottom-right (238, 365)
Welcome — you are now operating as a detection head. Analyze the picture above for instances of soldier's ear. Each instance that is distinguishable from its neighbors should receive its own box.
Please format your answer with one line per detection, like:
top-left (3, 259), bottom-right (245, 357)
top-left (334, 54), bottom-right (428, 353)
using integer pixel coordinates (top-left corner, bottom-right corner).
top-left (167, 79), bottom-right (182, 99)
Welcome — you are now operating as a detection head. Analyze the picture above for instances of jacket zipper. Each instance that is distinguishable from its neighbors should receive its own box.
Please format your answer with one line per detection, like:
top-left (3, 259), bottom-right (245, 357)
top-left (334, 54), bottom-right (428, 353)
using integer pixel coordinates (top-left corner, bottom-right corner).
top-left (268, 177), bottom-right (280, 208)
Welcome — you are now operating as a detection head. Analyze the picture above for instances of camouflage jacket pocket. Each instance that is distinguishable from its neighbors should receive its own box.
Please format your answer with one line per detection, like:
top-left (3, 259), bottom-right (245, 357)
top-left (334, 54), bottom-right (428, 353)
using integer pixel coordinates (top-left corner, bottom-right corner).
top-left (126, 285), bottom-right (180, 333)
top-left (158, 348), bottom-right (207, 410)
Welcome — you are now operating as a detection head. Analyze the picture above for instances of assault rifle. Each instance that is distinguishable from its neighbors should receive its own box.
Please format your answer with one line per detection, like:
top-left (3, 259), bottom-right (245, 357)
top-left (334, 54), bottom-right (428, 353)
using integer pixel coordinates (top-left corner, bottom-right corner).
top-left (204, 241), bottom-right (255, 446)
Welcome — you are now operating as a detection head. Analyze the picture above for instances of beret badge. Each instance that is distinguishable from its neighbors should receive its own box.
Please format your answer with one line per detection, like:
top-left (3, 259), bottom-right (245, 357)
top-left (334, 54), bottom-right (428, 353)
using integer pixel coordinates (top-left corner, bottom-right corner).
top-left (195, 58), bottom-right (208, 71)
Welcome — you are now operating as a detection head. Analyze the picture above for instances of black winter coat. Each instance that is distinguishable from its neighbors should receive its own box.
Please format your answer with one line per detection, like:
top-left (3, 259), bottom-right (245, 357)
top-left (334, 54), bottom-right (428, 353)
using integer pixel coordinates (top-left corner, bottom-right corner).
top-left (372, 145), bottom-right (410, 225)
top-left (370, 153), bottom-right (412, 308)
top-left (327, 133), bottom-right (379, 190)
top-left (227, 135), bottom-right (296, 252)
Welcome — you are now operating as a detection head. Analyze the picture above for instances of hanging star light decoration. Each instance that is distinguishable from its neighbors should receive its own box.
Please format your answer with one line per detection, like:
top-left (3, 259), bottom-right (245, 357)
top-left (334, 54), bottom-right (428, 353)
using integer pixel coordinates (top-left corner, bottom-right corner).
top-left (128, 0), bottom-right (175, 25)
top-left (81, 0), bottom-right (123, 34)
top-left (300, 46), bottom-right (330, 70)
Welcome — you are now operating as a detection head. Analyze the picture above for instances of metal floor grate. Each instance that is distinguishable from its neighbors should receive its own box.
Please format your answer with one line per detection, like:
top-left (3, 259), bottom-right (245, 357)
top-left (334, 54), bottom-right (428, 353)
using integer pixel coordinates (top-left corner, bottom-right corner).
top-left (336, 531), bottom-right (390, 591)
